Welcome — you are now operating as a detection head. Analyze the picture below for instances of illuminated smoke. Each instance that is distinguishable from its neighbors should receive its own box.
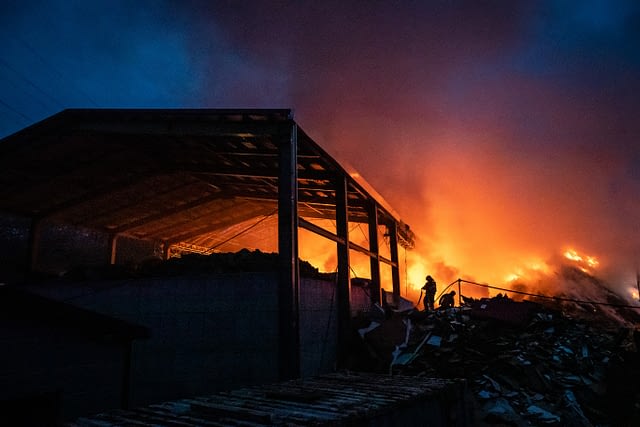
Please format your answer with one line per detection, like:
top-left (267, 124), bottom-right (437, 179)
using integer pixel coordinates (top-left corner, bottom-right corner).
top-left (196, 1), bottom-right (640, 300)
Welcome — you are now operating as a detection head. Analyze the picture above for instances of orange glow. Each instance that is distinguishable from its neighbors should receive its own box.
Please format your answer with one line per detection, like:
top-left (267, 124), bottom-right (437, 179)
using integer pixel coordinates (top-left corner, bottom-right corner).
top-left (564, 248), bottom-right (599, 271)
top-left (201, 148), bottom-right (629, 309)
top-left (295, 75), bottom-right (640, 305)
top-left (564, 249), bottom-right (582, 262)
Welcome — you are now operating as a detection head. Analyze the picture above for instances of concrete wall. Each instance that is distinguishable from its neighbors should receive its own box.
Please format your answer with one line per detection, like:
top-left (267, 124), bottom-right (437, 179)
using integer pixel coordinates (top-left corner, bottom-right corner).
top-left (300, 278), bottom-right (337, 377)
top-left (28, 272), bottom-right (340, 407)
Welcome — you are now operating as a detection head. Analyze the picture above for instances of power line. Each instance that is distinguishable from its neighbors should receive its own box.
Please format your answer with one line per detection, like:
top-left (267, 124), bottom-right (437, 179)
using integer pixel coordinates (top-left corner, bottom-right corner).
top-left (16, 37), bottom-right (99, 107)
top-left (444, 278), bottom-right (640, 309)
top-left (0, 58), bottom-right (66, 110)
top-left (204, 208), bottom-right (278, 254)
top-left (0, 96), bottom-right (33, 124)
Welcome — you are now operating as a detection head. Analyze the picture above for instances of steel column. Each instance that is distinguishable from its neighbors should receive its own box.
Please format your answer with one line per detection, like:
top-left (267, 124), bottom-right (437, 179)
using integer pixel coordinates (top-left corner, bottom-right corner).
top-left (162, 241), bottom-right (171, 260)
top-left (367, 201), bottom-right (381, 305)
top-left (277, 123), bottom-right (300, 380)
top-left (389, 221), bottom-right (401, 302)
top-left (27, 218), bottom-right (42, 275)
top-left (335, 174), bottom-right (351, 368)
top-left (121, 342), bottom-right (133, 409)
top-left (108, 233), bottom-right (119, 265)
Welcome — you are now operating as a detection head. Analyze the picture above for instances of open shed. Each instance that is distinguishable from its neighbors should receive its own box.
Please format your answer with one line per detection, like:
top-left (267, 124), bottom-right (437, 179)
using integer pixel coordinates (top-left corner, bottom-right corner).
top-left (0, 109), bottom-right (414, 379)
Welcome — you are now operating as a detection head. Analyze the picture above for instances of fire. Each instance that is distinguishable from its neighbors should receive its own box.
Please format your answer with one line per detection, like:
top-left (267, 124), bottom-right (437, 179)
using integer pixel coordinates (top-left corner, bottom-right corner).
top-left (564, 249), bottom-right (582, 262)
top-left (563, 248), bottom-right (599, 272)
top-left (503, 259), bottom-right (550, 283)
top-left (505, 273), bottom-right (520, 282)
top-left (293, 200), bottom-right (614, 308)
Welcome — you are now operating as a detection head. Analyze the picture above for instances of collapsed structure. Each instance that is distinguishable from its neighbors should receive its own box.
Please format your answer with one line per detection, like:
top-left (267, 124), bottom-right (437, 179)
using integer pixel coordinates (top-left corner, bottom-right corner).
top-left (0, 109), bottom-right (417, 421)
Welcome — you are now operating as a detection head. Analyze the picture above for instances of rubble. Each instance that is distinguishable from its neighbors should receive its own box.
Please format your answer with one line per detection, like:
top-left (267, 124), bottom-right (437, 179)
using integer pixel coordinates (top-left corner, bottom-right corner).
top-left (60, 249), bottom-right (335, 281)
top-left (353, 294), bottom-right (640, 426)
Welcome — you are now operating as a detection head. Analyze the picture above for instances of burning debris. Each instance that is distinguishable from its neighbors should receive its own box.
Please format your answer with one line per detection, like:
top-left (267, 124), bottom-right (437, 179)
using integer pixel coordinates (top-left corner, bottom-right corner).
top-left (353, 290), bottom-right (640, 426)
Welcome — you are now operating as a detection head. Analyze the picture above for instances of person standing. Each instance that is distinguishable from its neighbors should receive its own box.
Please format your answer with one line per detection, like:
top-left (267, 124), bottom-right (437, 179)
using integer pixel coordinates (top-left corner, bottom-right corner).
top-left (421, 275), bottom-right (437, 311)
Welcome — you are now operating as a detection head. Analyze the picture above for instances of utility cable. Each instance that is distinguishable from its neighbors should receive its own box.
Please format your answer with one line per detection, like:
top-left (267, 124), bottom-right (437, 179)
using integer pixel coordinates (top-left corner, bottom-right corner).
top-left (0, 97), bottom-right (33, 124)
top-left (448, 278), bottom-right (640, 309)
top-left (0, 58), bottom-right (66, 110)
top-left (356, 223), bottom-right (369, 244)
top-left (205, 208), bottom-right (278, 254)
top-left (17, 37), bottom-right (99, 107)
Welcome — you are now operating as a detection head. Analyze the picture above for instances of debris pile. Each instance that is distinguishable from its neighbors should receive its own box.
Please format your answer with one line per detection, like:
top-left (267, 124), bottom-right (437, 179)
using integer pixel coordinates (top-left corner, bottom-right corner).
top-left (352, 295), bottom-right (640, 426)
top-left (61, 249), bottom-right (335, 281)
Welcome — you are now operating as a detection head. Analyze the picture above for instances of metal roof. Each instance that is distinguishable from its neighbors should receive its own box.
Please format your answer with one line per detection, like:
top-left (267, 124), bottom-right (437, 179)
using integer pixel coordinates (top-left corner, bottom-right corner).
top-left (0, 109), bottom-right (414, 252)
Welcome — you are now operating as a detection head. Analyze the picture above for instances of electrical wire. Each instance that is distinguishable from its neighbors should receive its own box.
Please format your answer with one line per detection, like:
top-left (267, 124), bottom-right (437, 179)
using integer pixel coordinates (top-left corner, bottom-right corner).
top-left (442, 278), bottom-right (640, 309)
top-left (0, 58), bottom-right (66, 110)
top-left (0, 97), bottom-right (33, 123)
top-left (204, 208), bottom-right (279, 254)
top-left (356, 223), bottom-right (369, 244)
top-left (16, 37), bottom-right (99, 107)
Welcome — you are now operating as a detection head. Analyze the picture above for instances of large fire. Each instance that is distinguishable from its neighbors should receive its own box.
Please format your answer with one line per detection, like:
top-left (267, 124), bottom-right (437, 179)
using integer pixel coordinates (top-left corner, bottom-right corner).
top-left (563, 249), bottom-right (599, 271)
top-left (200, 161), bottom-right (636, 309)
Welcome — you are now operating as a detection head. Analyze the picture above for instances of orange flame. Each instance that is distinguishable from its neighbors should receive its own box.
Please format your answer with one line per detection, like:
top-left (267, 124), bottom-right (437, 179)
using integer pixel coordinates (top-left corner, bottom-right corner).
top-left (563, 248), bottom-right (599, 272)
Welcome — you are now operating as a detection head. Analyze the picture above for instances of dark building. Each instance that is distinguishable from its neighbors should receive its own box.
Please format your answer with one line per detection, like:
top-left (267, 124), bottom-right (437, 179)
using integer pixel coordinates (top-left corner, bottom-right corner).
top-left (0, 109), bottom-right (416, 420)
top-left (0, 285), bottom-right (148, 423)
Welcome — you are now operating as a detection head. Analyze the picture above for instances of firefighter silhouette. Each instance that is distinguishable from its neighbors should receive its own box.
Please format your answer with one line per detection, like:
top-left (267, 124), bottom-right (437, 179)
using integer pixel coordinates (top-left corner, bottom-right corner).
top-left (420, 275), bottom-right (437, 311)
top-left (439, 290), bottom-right (456, 309)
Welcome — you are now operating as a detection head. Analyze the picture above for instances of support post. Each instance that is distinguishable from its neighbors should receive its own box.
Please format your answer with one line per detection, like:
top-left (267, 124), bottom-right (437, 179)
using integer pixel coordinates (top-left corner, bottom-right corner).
top-left (277, 122), bottom-right (300, 380)
top-left (121, 342), bottom-right (132, 409)
top-left (162, 241), bottom-right (171, 261)
top-left (27, 218), bottom-right (43, 276)
top-left (367, 201), bottom-right (381, 305)
top-left (108, 233), bottom-right (119, 265)
top-left (335, 174), bottom-right (351, 369)
top-left (389, 221), bottom-right (401, 303)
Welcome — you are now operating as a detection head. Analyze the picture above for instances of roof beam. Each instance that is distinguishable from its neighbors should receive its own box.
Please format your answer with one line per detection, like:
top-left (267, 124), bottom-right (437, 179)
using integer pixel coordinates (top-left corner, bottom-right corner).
top-left (298, 217), bottom-right (345, 245)
top-left (67, 120), bottom-right (286, 138)
top-left (41, 174), bottom-right (191, 221)
top-left (108, 192), bottom-right (228, 234)
top-left (181, 166), bottom-right (335, 181)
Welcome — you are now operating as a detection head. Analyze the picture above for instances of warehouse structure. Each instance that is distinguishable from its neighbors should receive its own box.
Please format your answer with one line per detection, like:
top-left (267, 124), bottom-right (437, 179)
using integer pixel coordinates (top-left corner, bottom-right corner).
top-left (0, 109), bottom-right (415, 416)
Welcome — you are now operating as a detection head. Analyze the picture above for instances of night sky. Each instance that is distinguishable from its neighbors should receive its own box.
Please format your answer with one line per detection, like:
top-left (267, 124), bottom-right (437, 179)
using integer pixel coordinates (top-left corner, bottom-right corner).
top-left (1, 1), bottom-right (639, 296)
